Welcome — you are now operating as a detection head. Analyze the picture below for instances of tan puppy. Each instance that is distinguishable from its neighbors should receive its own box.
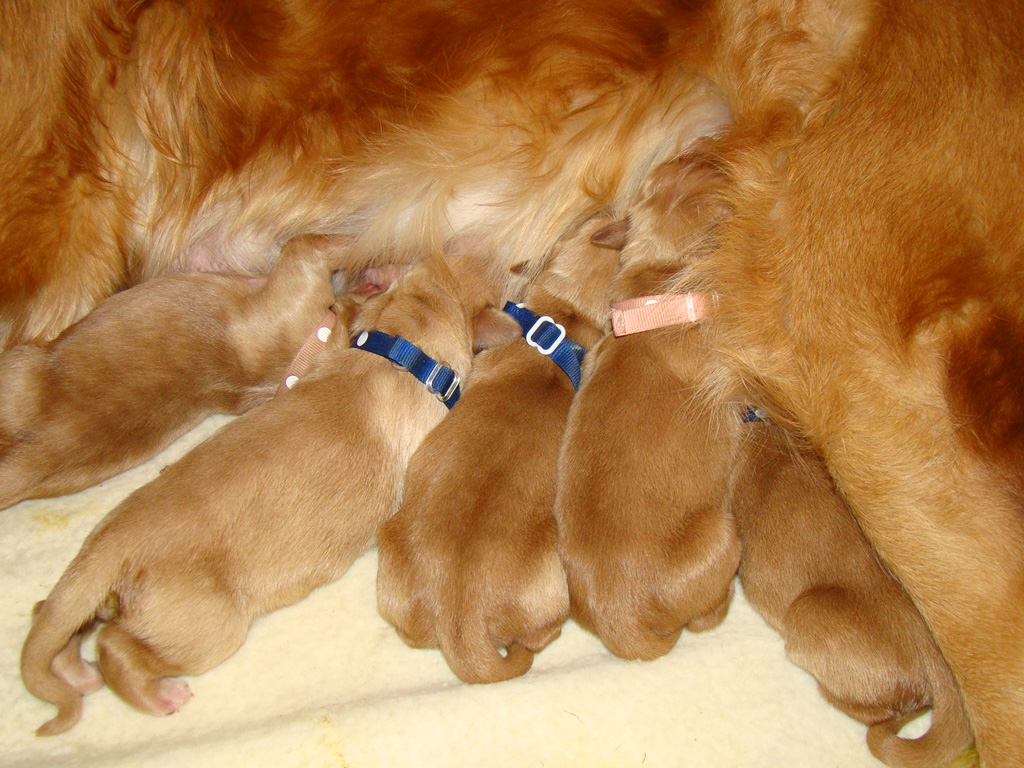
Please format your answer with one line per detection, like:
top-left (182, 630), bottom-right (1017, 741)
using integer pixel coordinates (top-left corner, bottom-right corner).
top-left (377, 218), bottom-right (621, 683)
top-left (0, 234), bottom-right (347, 511)
top-left (20, 253), bottom-right (499, 735)
top-left (553, 157), bottom-right (739, 661)
top-left (729, 417), bottom-right (973, 768)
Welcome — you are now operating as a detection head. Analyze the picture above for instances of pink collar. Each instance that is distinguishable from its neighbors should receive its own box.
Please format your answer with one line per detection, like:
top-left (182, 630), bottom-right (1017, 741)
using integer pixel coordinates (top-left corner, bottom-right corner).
top-left (610, 293), bottom-right (715, 336)
top-left (275, 308), bottom-right (339, 397)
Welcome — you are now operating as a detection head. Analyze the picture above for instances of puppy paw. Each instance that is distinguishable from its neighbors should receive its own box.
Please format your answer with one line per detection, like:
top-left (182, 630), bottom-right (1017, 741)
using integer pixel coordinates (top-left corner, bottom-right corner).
top-left (562, 524), bottom-right (740, 661)
top-left (441, 631), bottom-right (536, 684)
top-left (53, 656), bottom-right (104, 696)
top-left (152, 678), bottom-right (193, 716)
top-left (565, 567), bottom-right (684, 661)
top-left (378, 511), bottom-right (569, 684)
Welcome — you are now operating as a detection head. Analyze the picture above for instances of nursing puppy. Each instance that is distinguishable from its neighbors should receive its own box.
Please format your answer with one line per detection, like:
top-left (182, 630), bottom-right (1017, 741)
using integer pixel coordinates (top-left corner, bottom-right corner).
top-left (553, 157), bottom-right (739, 661)
top-left (0, 234), bottom-right (347, 511)
top-left (729, 418), bottom-right (973, 768)
top-left (377, 217), bottom-right (620, 683)
top-left (20, 253), bottom-right (498, 735)
top-left (679, 2), bottom-right (1024, 762)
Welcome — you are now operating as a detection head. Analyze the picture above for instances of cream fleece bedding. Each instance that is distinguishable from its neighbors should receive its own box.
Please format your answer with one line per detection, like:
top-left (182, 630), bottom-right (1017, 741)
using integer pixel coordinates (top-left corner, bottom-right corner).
top-left (1, 415), bottom-right (892, 768)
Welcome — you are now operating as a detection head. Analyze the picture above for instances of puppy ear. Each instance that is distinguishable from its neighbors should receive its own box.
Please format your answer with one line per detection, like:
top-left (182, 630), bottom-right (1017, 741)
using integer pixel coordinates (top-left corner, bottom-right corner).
top-left (470, 307), bottom-right (522, 353)
top-left (590, 218), bottom-right (630, 250)
top-left (281, 233), bottom-right (357, 271)
top-left (330, 296), bottom-right (364, 342)
top-left (444, 254), bottom-right (510, 310)
top-left (650, 155), bottom-right (730, 221)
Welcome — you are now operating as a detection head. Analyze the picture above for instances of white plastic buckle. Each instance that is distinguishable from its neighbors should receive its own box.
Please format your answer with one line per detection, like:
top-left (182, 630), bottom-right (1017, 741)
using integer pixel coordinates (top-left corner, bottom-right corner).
top-left (525, 316), bottom-right (565, 356)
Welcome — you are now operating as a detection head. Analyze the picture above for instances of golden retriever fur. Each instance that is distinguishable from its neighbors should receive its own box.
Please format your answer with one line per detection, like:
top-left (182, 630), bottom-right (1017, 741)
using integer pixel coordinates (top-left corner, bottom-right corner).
top-left (5, 0), bottom-right (1023, 763)
top-left (555, 322), bottom-right (741, 660)
top-left (376, 217), bottom-right (620, 683)
top-left (677, 3), bottom-right (1024, 763)
top-left (553, 154), bottom-right (741, 661)
top-left (0, 0), bottom-right (738, 348)
top-left (730, 417), bottom-right (973, 768)
top-left (20, 253), bottom-right (499, 734)
top-left (0, 234), bottom-right (347, 511)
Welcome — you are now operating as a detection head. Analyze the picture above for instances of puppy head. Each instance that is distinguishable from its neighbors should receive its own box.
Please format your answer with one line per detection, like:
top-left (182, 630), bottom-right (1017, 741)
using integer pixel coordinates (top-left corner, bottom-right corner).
top-left (354, 253), bottom-right (512, 375)
top-left (524, 216), bottom-right (624, 338)
top-left (597, 153), bottom-right (732, 303)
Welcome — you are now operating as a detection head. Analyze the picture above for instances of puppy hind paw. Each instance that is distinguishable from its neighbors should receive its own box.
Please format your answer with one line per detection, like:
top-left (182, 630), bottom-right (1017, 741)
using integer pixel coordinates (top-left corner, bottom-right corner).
top-left (57, 660), bottom-right (104, 696)
top-left (519, 624), bottom-right (563, 654)
top-left (592, 614), bottom-right (683, 661)
top-left (684, 585), bottom-right (735, 634)
top-left (152, 678), bottom-right (193, 716)
top-left (392, 617), bottom-right (440, 650)
top-left (441, 631), bottom-right (534, 684)
top-left (50, 631), bottom-right (104, 696)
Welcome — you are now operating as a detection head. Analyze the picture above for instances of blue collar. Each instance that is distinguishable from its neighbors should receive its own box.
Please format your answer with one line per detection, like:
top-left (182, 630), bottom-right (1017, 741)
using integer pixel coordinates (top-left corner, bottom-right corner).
top-left (502, 302), bottom-right (586, 390)
top-left (351, 330), bottom-right (461, 408)
top-left (741, 407), bottom-right (767, 423)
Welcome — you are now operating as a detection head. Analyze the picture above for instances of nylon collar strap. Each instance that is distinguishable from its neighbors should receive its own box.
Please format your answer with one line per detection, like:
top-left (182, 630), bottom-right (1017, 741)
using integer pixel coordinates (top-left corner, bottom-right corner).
top-left (503, 302), bottom-right (585, 390)
top-left (276, 308), bottom-right (339, 398)
top-left (351, 330), bottom-right (461, 408)
top-left (610, 293), bottom-right (716, 336)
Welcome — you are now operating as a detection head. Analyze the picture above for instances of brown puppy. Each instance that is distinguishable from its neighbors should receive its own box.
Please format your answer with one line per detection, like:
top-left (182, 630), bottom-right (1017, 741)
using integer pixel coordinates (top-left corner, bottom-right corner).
top-left (0, 234), bottom-right (348, 511)
top-left (729, 417), bottom-right (973, 768)
top-left (377, 217), bottom-right (621, 683)
top-left (553, 157), bottom-right (739, 661)
top-left (20, 253), bottom-right (498, 735)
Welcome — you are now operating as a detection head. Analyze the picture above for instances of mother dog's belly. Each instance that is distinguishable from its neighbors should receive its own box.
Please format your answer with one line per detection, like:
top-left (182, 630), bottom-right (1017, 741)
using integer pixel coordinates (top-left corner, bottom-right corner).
top-left (141, 79), bottom-right (733, 284)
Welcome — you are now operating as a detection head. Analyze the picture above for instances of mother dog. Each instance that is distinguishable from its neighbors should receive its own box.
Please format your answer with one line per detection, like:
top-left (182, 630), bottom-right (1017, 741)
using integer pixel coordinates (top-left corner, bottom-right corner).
top-left (1, 1), bottom-right (1021, 765)
top-left (684, 3), bottom-right (1024, 764)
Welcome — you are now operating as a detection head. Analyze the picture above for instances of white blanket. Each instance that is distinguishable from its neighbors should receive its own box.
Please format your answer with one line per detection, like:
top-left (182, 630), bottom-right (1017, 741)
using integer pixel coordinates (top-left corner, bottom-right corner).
top-left (2, 415), bottom-right (890, 768)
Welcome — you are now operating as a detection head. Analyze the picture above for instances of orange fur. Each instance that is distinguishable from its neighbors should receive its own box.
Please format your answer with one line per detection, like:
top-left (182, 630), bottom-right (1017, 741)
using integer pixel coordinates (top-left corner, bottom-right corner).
top-left (553, 158), bottom-right (739, 660)
top-left (730, 418), bottom-right (973, 768)
top-left (0, 0), bottom-right (733, 348)
top-left (679, 2), bottom-right (1024, 763)
top-left (6, 1), bottom-right (1023, 763)
top-left (20, 253), bottom-right (500, 734)
top-left (0, 235), bottom-right (348, 510)
top-left (377, 217), bottom-right (620, 683)
top-left (554, 324), bottom-right (741, 660)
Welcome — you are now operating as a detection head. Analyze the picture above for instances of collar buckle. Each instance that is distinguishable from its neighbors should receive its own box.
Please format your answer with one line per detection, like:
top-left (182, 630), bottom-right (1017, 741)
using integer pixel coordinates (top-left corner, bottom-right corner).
top-left (503, 302), bottom-right (585, 390)
top-left (424, 363), bottom-right (461, 403)
top-left (525, 315), bottom-right (566, 356)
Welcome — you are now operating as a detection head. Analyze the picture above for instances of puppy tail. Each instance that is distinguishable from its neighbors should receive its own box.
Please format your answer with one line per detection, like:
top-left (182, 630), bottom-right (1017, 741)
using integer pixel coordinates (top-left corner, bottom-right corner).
top-left (440, 622), bottom-right (534, 684)
top-left (866, 654), bottom-right (976, 768)
top-left (20, 546), bottom-right (120, 736)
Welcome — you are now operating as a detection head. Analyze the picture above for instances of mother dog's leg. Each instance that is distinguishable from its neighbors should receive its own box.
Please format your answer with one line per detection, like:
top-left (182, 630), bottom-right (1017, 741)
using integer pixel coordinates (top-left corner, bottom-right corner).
top-left (695, 0), bottom-right (1024, 760)
top-left (815, 355), bottom-right (1024, 766)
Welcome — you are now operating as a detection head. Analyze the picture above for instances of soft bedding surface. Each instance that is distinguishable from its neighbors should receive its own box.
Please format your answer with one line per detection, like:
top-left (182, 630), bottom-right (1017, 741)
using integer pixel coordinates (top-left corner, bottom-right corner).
top-left (2, 415), bottom-right (893, 768)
